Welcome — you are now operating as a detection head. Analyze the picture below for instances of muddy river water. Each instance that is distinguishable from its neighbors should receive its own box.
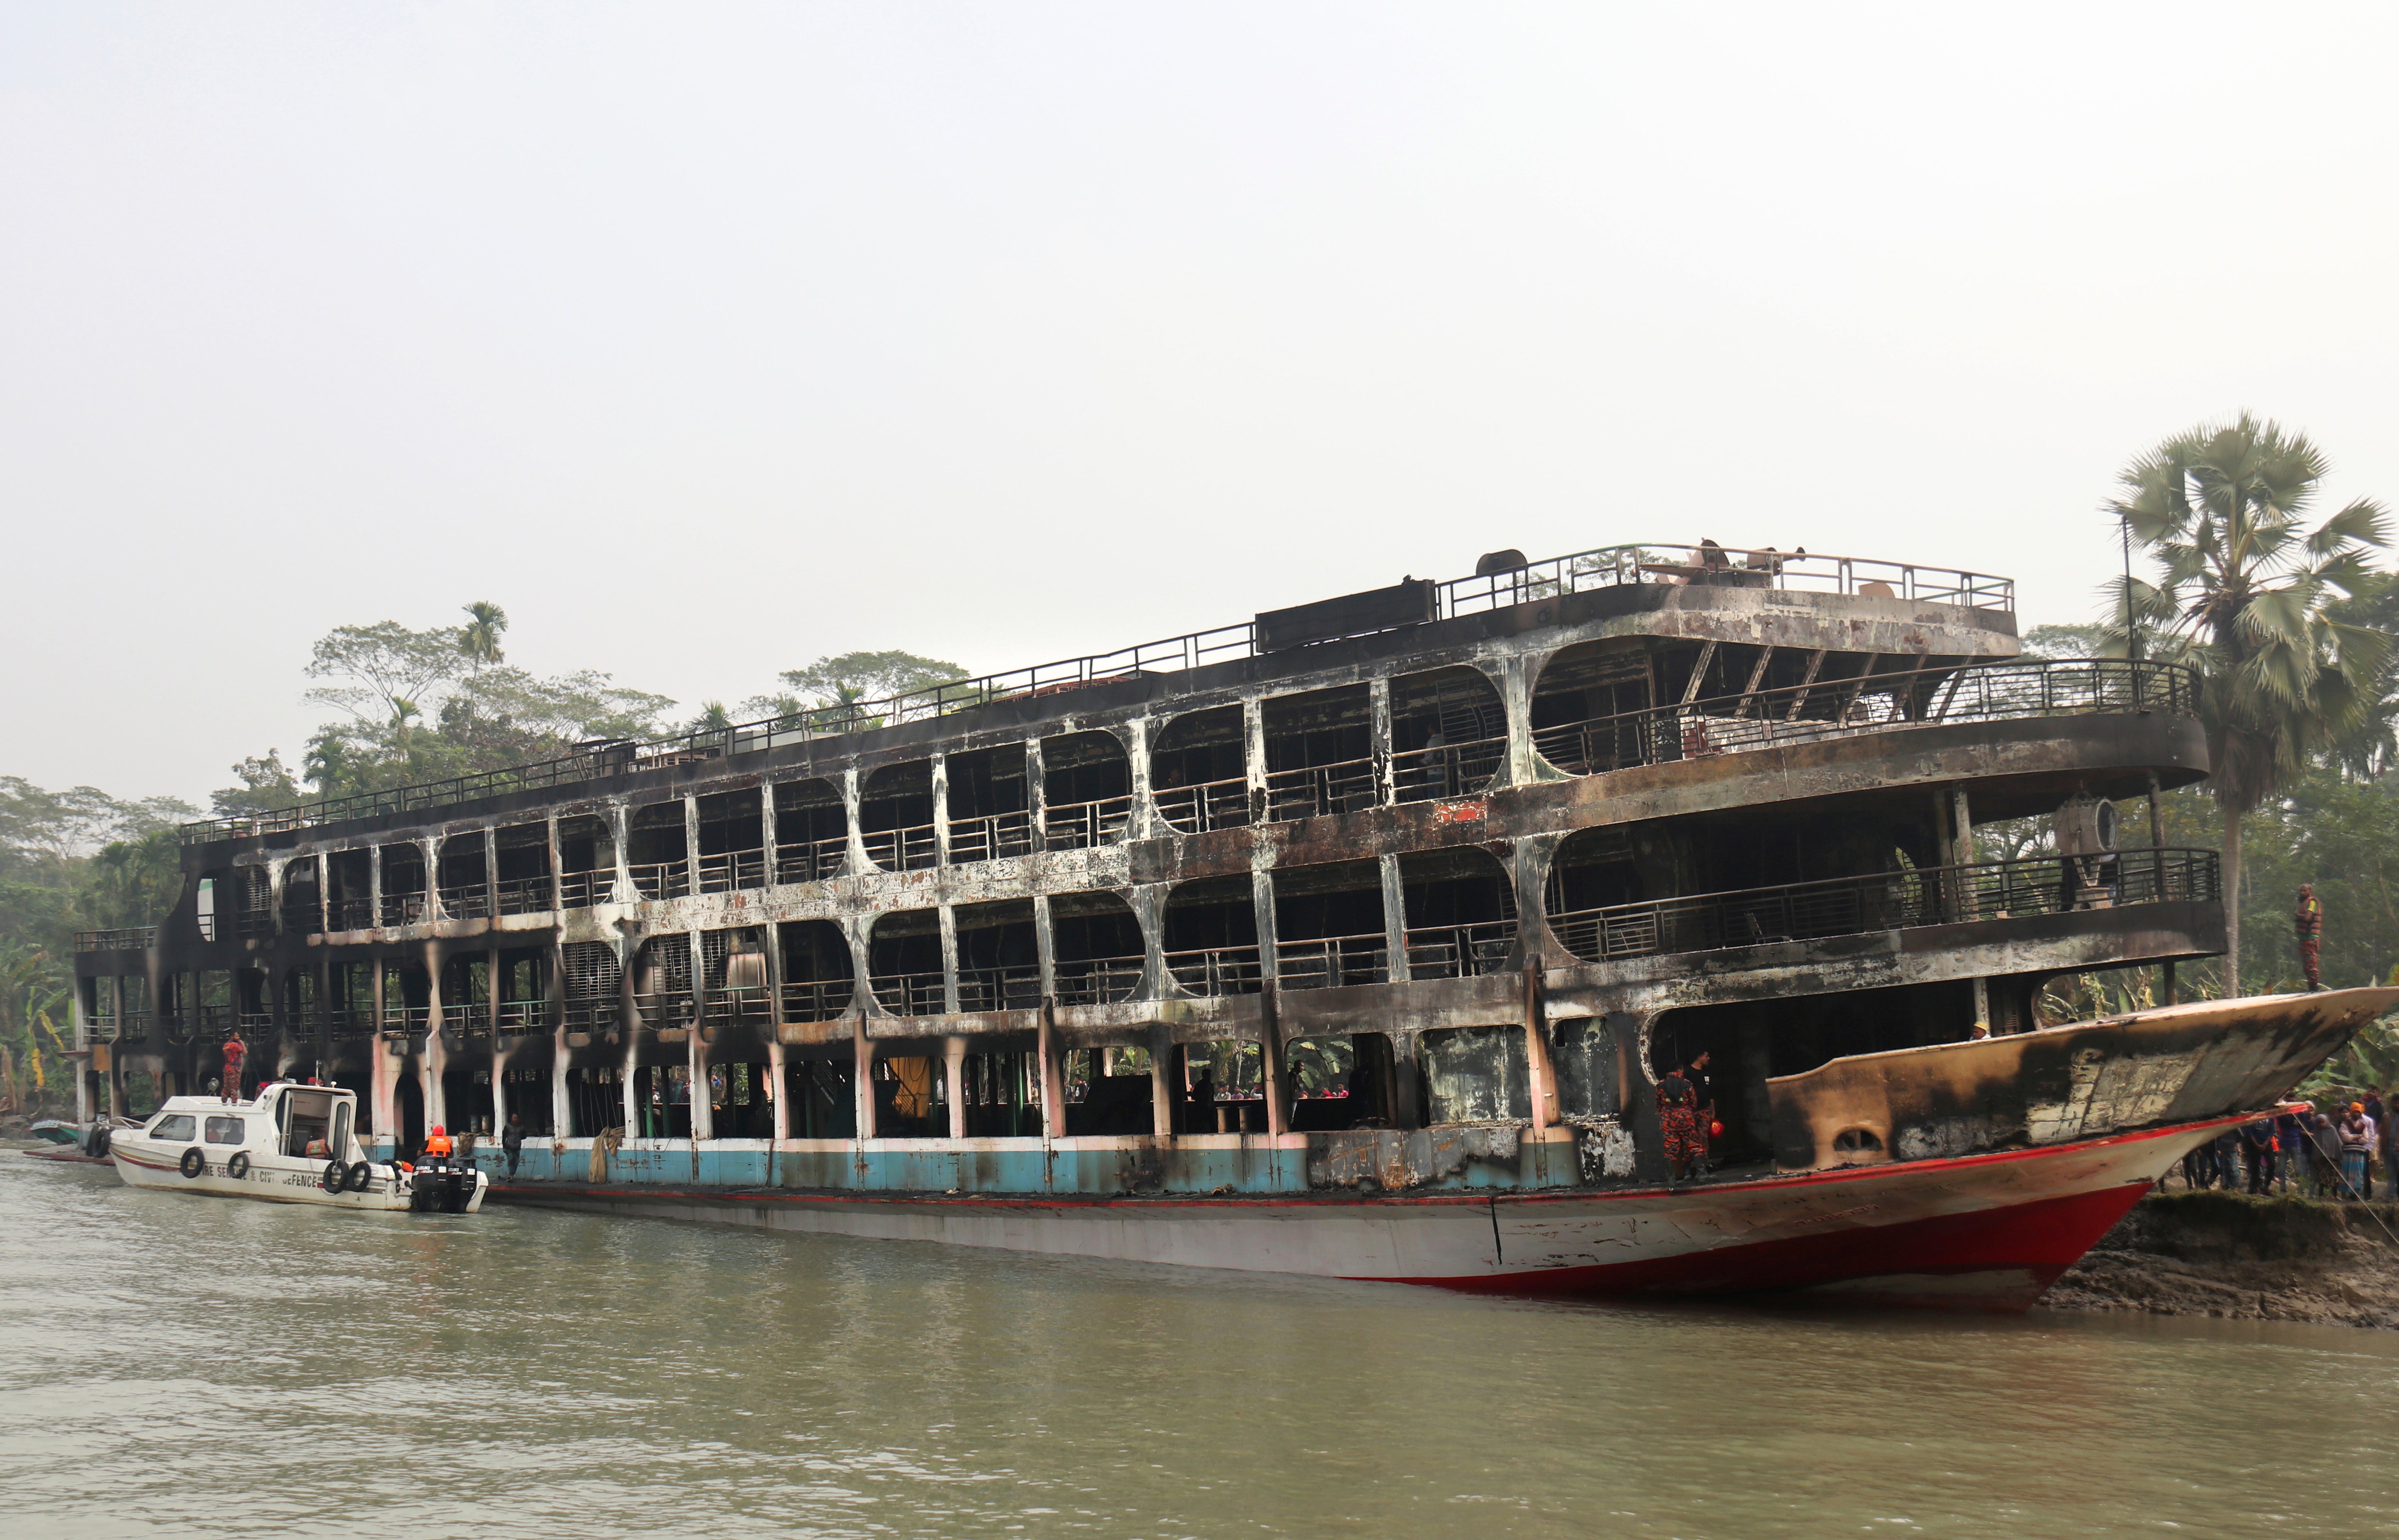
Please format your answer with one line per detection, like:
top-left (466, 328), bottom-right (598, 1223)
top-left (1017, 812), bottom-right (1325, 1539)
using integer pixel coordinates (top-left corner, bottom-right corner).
top-left (5, 1158), bottom-right (2397, 1539)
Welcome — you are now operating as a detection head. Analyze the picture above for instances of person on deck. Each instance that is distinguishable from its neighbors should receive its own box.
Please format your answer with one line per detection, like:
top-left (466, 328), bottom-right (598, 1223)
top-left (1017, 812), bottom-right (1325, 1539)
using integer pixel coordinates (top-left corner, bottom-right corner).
top-left (1655, 1062), bottom-right (1705, 1183)
top-left (2295, 885), bottom-right (2324, 991)
top-left (1687, 1051), bottom-right (1717, 1173)
top-left (422, 1124), bottom-right (453, 1163)
top-left (502, 1113), bottom-right (525, 1177)
top-left (219, 1034), bottom-right (247, 1104)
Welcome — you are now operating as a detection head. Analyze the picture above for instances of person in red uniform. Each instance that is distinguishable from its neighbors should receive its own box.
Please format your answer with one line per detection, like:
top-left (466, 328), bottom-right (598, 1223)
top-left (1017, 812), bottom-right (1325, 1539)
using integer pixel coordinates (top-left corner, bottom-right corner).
top-left (1656, 1062), bottom-right (1705, 1182)
top-left (220, 1033), bottom-right (247, 1104)
top-left (2296, 884), bottom-right (2323, 991)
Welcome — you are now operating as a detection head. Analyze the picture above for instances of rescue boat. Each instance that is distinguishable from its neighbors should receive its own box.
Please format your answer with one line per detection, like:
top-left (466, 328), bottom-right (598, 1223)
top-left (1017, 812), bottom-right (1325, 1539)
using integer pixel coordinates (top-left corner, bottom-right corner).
top-left (107, 1081), bottom-right (487, 1213)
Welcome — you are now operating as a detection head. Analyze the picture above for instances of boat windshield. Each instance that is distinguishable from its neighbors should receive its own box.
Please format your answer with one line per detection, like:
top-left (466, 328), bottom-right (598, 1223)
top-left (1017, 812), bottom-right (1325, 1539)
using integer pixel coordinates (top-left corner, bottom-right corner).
top-left (148, 1114), bottom-right (195, 1142)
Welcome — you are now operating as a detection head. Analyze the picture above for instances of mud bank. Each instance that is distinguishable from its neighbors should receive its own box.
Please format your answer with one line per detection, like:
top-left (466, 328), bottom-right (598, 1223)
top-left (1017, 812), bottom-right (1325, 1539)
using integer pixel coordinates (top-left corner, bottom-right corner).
top-left (2042, 1191), bottom-right (2399, 1329)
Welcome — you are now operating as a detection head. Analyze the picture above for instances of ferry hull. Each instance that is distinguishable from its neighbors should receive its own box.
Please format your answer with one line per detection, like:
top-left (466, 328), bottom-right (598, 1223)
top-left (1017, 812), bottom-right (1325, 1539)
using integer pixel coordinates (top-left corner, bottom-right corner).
top-left (492, 1114), bottom-right (2230, 1312)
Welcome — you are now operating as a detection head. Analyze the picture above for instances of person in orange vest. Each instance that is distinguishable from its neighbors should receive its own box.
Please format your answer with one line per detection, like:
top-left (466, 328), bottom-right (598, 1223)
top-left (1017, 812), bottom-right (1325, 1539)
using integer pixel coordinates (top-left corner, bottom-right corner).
top-left (422, 1125), bottom-right (453, 1159)
top-left (219, 1033), bottom-right (246, 1104)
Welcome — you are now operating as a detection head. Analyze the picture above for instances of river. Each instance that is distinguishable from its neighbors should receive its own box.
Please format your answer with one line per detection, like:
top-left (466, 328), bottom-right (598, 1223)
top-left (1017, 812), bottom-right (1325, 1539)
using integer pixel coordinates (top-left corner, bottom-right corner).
top-left (5, 1157), bottom-right (2397, 1540)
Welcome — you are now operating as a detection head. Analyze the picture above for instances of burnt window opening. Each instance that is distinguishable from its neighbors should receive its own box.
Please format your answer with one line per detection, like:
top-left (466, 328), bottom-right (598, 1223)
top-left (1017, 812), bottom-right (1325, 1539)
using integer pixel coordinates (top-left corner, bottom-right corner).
top-left (1284, 1034), bottom-right (1384, 1133)
top-left (773, 778), bottom-right (849, 885)
top-left (1421, 1025), bottom-right (1530, 1125)
top-left (866, 909), bottom-right (943, 1016)
top-left (1151, 706), bottom-right (1251, 834)
top-left (955, 899), bottom-right (1038, 1014)
top-left (696, 789), bottom-right (765, 894)
top-left (326, 850), bottom-right (373, 930)
top-left (495, 824), bottom-right (553, 914)
top-left (1529, 641), bottom-right (1658, 775)
top-left (493, 945), bottom-right (550, 1035)
top-left (1546, 827), bottom-right (1657, 964)
top-left (956, 1048), bottom-right (1040, 1138)
top-left (627, 802), bottom-right (690, 899)
top-left (1042, 731), bottom-right (1132, 850)
top-left (784, 1053), bottom-right (858, 1139)
top-left (1401, 846), bottom-right (1517, 979)
top-left (1182, 1040), bottom-right (1265, 1132)
top-left (556, 816), bottom-right (615, 909)
top-left (860, 761), bottom-right (936, 872)
top-left (947, 744), bottom-right (1031, 865)
top-left (195, 871), bottom-right (222, 942)
top-left (633, 933), bottom-right (693, 1030)
top-left (437, 834), bottom-right (491, 918)
top-left (1051, 890), bottom-right (1142, 1005)
top-left (562, 940), bottom-right (623, 1037)
top-left (379, 843), bottom-right (429, 926)
top-left (1262, 685), bottom-right (1375, 821)
top-left (1272, 860), bottom-right (1387, 989)
top-left (279, 858), bottom-right (322, 936)
top-left (1391, 666), bottom-right (1507, 803)
top-left (1062, 1045), bottom-right (1155, 1137)
top-left (700, 925), bottom-right (772, 1031)
top-left (778, 919), bottom-right (855, 1022)
top-left (1162, 876), bottom-right (1260, 996)
top-left (1549, 1016), bottom-right (1620, 1120)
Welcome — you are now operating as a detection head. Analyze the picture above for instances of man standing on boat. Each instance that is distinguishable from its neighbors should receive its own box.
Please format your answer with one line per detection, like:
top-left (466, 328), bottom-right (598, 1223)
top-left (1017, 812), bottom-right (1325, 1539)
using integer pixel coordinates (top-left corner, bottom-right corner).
top-left (1656, 1061), bottom-right (1704, 1183)
top-left (219, 1032), bottom-right (247, 1104)
top-left (2296, 884), bottom-right (2324, 991)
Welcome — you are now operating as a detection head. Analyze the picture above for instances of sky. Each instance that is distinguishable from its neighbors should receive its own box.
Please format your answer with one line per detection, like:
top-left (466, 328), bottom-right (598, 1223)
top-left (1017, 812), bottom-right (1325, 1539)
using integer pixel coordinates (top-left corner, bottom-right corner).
top-left (5, 2), bottom-right (2398, 811)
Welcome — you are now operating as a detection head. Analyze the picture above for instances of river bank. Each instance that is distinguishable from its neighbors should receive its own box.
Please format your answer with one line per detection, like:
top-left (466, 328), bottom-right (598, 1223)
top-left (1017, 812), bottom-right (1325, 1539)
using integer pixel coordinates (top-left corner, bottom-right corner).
top-left (2042, 1190), bottom-right (2399, 1329)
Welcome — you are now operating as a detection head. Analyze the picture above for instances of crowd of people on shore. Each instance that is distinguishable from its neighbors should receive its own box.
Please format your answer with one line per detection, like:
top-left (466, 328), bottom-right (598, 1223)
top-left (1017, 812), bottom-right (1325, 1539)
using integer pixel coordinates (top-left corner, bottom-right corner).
top-left (2171, 1090), bottom-right (2393, 1201)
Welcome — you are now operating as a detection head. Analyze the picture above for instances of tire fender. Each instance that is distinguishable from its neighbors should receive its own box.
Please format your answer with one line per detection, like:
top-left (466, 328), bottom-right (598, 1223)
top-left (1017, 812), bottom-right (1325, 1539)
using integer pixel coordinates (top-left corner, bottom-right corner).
top-left (344, 1162), bottom-right (374, 1193)
top-left (226, 1151), bottom-right (250, 1180)
top-left (179, 1146), bottom-right (206, 1179)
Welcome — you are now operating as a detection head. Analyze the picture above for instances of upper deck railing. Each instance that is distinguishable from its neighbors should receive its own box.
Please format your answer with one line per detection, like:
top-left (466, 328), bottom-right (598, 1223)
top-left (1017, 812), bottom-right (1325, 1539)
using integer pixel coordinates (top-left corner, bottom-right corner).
top-left (178, 541), bottom-right (2013, 843)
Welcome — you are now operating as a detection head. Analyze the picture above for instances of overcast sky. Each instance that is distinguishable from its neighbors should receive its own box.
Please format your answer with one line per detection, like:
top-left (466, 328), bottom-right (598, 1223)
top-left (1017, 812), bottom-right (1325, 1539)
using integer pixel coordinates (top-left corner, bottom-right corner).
top-left (6, 3), bottom-right (2397, 810)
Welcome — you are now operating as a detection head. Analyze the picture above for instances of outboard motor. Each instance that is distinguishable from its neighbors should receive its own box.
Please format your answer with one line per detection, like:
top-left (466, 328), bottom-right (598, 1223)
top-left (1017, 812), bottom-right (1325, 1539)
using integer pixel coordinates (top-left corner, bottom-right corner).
top-left (406, 1155), bottom-right (481, 1214)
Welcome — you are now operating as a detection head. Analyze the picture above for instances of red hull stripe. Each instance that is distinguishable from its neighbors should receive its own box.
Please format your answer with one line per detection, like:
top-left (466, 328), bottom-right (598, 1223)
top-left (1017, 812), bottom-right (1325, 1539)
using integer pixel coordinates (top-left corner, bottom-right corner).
top-left (1377, 1181), bottom-right (2156, 1302)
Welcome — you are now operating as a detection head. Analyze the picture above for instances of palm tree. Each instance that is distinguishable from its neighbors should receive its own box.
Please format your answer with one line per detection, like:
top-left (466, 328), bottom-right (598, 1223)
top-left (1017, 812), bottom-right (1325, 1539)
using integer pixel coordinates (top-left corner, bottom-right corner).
top-left (2108, 411), bottom-right (2392, 996)
top-left (457, 601), bottom-right (508, 738)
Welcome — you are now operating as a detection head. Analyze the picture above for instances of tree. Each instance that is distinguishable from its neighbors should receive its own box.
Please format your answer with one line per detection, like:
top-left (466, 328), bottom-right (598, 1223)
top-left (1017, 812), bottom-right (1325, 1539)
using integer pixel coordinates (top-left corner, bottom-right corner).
top-left (2109, 411), bottom-right (2393, 995)
top-left (770, 650), bottom-right (968, 729)
top-left (455, 600), bottom-right (509, 740)
top-left (2020, 622), bottom-right (2104, 660)
top-left (210, 751), bottom-right (300, 818)
top-left (305, 621), bottom-right (462, 750)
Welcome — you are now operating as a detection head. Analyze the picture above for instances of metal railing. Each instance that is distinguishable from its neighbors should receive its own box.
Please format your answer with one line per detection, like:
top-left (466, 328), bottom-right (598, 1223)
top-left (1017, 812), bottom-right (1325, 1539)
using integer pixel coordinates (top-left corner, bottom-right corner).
top-left (1043, 796), bottom-right (1133, 851)
top-left (1548, 847), bottom-right (2220, 965)
top-left (563, 1001), bottom-right (620, 1036)
top-left (281, 901), bottom-right (321, 936)
top-left (780, 979), bottom-right (855, 1022)
top-left (1053, 955), bottom-right (1143, 1006)
top-left (1534, 657), bottom-right (2196, 776)
top-left (330, 899), bottom-right (375, 931)
top-left (697, 848), bottom-right (766, 894)
top-left (1389, 737), bottom-right (1507, 803)
top-left (496, 1001), bottom-right (546, 1035)
top-left (776, 836), bottom-right (849, 885)
top-left (1275, 934), bottom-right (1388, 990)
top-left (947, 811), bottom-right (1034, 866)
top-left (1154, 777), bottom-right (1253, 835)
top-left (870, 970), bottom-right (946, 1017)
top-left (860, 824), bottom-right (938, 873)
top-left (956, 964), bottom-right (1042, 1015)
top-left (384, 1005), bottom-right (431, 1035)
top-left (627, 861), bottom-right (690, 901)
top-left (1166, 944), bottom-right (1263, 997)
top-left (633, 992), bottom-right (694, 1031)
top-left (1264, 760), bottom-right (1380, 822)
top-left (438, 882), bottom-right (492, 920)
top-left (1404, 920), bottom-right (1520, 979)
top-left (699, 988), bottom-right (773, 1027)
top-left (556, 871), bottom-right (611, 910)
top-left (496, 876), bottom-right (554, 915)
top-left (380, 892), bottom-right (430, 927)
top-left (179, 540), bottom-right (2016, 844)
top-left (73, 926), bottom-right (157, 953)
top-left (116, 1013), bottom-right (151, 1044)
top-left (236, 909), bottom-right (274, 940)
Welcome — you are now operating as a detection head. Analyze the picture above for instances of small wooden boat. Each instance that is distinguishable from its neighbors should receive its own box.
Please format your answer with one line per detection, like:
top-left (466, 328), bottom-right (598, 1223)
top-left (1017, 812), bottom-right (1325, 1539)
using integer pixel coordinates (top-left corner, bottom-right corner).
top-left (108, 1082), bottom-right (486, 1213)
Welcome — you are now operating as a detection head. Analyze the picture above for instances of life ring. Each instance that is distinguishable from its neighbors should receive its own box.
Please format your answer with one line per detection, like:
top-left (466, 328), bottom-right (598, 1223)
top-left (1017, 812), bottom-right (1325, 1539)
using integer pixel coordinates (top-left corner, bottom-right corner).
top-left (179, 1147), bottom-right (206, 1179)
top-left (227, 1151), bottom-right (250, 1179)
top-left (321, 1160), bottom-right (346, 1193)
top-left (344, 1162), bottom-right (374, 1193)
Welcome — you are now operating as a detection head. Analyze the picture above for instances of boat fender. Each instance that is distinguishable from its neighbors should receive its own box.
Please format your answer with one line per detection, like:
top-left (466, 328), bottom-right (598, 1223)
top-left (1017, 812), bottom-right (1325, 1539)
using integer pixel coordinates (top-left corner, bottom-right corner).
top-left (226, 1152), bottom-right (250, 1180)
top-left (85, 1126), bottom-right (111, 1158)
top-left (344, 1162), bottom-right (374, 1193)
top-left (322, 1160), bottom-right (346, 1193)
top-left (179, 1147), bottom-right (206, 1179)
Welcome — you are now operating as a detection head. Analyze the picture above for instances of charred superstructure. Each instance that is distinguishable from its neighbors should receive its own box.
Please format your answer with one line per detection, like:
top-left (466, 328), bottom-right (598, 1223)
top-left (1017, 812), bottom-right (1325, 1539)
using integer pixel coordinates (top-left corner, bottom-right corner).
top-left (75, 544), bottom-right (2223, 1223)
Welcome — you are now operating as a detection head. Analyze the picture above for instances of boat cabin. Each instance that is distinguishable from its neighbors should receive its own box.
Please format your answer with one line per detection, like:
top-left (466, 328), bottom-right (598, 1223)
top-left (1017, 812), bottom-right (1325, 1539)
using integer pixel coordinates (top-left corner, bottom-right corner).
top-left (138, 1083), bottom-right (361, 1162)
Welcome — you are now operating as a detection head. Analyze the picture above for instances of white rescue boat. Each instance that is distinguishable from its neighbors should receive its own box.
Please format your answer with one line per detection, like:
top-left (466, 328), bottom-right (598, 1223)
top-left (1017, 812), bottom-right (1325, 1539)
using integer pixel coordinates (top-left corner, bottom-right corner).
top-left (107, 1082), bottom-right (486, 1214)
